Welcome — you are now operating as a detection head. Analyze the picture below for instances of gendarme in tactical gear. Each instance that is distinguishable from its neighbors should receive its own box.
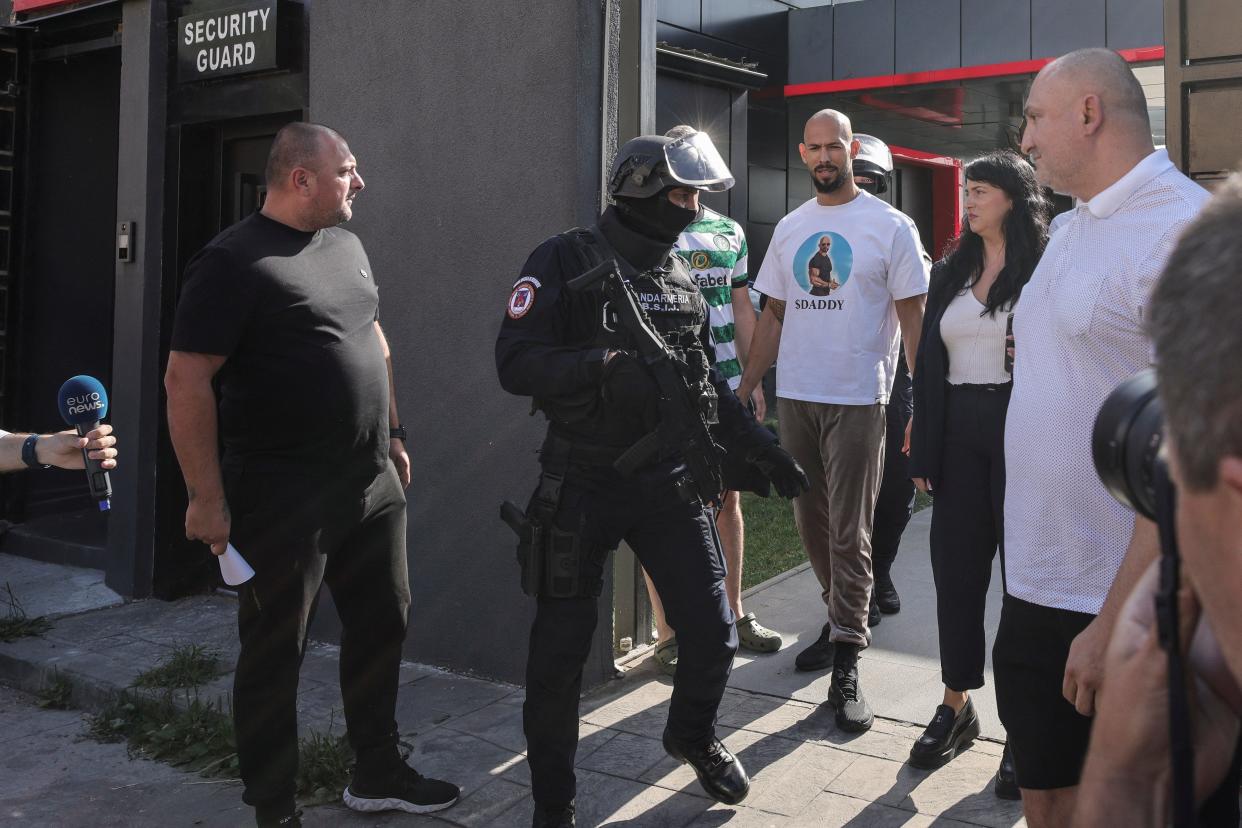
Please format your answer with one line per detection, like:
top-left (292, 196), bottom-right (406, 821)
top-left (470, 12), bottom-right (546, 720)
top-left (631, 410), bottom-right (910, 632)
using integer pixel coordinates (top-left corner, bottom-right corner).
top-left (853, 133), bottom-right (894, 196)
top-left (496, 131), bottom-right (807, 828)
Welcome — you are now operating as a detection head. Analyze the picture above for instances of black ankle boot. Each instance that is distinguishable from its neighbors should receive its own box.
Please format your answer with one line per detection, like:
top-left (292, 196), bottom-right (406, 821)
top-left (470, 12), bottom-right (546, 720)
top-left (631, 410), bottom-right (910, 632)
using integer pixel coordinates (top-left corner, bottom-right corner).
top-left (874, 571), bottom-right (901, 614)
top-left (908, 698), bottom-right (981, 769)
top-left (994, 743), bottom-right (1021, 800)
top-left (532, 800), bottom-right (575, 827)
top-left (662, 728), bottom-right (750, 805)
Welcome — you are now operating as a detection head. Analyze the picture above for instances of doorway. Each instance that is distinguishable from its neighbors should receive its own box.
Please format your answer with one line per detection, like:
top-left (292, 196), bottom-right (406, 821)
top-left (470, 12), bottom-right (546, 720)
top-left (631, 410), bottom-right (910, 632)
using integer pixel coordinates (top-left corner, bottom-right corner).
top-left (154, 113), bottom-right (294, 598)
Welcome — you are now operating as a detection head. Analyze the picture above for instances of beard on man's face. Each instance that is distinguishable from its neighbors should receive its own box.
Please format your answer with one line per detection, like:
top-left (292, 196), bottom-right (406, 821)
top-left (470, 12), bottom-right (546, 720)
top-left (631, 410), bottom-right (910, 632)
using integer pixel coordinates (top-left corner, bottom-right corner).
top-left (810, 160), bottom-right (850, 194)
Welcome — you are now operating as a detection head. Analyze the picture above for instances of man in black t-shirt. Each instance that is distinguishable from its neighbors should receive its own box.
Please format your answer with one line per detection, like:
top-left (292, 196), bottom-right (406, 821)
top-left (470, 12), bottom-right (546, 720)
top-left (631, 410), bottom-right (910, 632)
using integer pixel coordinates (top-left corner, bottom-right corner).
top-left (808, 235), bottom-right (836, 296)
top-left (165, 123), bottom-right (458, 828)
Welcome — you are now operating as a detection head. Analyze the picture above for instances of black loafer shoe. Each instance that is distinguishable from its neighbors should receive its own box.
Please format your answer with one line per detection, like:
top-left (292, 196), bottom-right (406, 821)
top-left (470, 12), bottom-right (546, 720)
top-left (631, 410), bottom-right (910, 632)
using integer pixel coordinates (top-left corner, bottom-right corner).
top-left (994, 743), bottom-right (1021, 800)
top-left (908, 699), bottom-right (981, 769)
top-left (532, 800), bottom-right (576, 827)
top-left (875, 572), bottom-right (901, 614)
top-left (662, 728), bottom-right (750, 805)
top-left (868, 597), bottom-right (882, 628)
top-left (795, 623), bottom-right (835, 672)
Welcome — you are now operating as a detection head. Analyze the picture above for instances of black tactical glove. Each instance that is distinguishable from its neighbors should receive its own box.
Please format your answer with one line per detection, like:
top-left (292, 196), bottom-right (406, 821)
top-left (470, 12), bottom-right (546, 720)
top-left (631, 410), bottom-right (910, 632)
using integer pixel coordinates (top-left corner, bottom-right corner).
top-left (746, 443), bottom-right (809, 499)
top-left (601, 351), bottom-right (660, 430)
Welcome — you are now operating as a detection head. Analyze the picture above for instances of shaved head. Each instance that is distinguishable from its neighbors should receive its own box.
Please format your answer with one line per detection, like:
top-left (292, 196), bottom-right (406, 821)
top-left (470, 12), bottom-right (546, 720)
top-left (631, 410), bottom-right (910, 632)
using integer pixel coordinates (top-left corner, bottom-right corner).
top-left (1021, 48), bottom-right (1155, 198)
top-left (265, 122), bottom-right (347, 189)
top-left (805, 109), bottom-right (853, 144)
top-left (1038, 48), bottom-right (1151, 133)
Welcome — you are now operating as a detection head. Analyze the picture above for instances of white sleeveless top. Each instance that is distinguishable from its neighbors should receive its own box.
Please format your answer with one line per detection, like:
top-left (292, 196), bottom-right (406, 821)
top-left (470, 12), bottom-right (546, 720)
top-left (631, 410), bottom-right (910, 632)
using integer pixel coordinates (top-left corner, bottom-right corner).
top-left (940, 288), bottom-right (1012, 385)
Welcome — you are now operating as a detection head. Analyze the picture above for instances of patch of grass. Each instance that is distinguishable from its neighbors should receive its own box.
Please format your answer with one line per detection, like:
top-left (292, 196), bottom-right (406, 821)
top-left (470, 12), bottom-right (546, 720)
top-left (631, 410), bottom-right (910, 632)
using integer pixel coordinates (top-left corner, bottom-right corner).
top-left (88, 690), bottom-right (240, 776)
top-left (88, 687), bottom-right (353, 804)
top-left (37, 669), bottom-right (74, 710)
top-left (914, 489), bottom-right (933, 513)
top-left (296, 725), bottom-right (354, 806)
top-left (0, 582), bottom-right (52, 642)
top-left (133, 644), bottom-right (222, 690)
top-left (739, 492), bottom-right (806, 591)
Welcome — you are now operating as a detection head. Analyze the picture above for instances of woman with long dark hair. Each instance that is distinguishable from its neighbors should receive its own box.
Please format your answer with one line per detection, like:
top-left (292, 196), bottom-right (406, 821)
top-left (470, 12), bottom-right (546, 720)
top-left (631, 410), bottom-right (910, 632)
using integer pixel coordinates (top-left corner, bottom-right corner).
top-left (907, 151), bottom-right (1049, 794)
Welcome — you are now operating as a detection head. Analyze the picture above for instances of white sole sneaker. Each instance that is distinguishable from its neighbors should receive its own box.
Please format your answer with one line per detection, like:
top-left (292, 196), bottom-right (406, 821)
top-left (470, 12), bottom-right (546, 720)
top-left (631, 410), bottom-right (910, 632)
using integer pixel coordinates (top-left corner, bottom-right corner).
top-left (342, 786), bottom-right (459, 814)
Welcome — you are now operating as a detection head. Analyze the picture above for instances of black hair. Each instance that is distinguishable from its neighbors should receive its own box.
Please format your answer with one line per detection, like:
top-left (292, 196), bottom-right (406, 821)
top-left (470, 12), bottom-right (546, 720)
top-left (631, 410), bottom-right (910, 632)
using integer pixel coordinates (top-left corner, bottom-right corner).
top-left (935, 150), bottom-right (1049, 316)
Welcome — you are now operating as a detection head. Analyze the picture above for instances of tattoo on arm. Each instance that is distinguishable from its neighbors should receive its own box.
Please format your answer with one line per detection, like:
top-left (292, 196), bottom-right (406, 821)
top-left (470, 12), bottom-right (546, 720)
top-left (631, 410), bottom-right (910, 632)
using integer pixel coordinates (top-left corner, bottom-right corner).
top-left (769, 299), bottom-right (786, 323)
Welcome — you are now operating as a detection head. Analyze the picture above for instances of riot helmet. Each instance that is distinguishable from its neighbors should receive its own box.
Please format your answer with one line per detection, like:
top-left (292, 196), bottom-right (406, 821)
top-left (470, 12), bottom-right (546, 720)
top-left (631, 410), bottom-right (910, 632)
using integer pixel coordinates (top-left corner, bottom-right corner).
top-left (852, 133), bottom-right (893, 195)
top-left (608, 131), bottom-right (735, 200)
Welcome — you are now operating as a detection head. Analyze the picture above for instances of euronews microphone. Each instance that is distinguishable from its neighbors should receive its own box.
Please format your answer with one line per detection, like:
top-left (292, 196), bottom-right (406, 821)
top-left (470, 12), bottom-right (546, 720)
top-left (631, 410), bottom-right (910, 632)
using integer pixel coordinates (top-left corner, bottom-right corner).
top-left (56, 374), bottom-right (112, 511)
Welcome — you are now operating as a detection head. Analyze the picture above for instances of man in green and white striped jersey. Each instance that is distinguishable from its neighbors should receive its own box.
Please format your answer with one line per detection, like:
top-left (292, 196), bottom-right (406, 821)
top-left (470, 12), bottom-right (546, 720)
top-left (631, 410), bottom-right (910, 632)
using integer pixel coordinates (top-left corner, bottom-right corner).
top-left (644, 126), bottom-right (781, 676)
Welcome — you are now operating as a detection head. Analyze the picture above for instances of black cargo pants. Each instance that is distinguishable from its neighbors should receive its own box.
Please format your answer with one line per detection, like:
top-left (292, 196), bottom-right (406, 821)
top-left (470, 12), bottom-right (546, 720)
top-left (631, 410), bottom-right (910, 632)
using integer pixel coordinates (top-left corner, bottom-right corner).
top-left (523, 461), bottom-right (737, 809)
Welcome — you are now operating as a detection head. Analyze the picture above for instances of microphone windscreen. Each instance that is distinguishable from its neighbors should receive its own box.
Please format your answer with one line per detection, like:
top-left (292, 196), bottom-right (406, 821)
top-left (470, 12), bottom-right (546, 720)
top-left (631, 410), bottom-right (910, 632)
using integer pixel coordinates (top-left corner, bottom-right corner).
top-left (57, 375), bottom-right (109, 426)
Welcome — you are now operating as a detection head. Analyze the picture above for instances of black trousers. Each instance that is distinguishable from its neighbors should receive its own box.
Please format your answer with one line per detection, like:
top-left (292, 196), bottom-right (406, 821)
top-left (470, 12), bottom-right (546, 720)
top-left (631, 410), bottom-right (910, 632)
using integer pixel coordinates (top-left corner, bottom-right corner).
top-left (872, 370), bottom-right (914, 579)
top-left (226, 462), bottom-right (411, 809)
top-left (930, 384), bottom-right (1009, 691)
top-left (524, 462), bottom-right (737, 809)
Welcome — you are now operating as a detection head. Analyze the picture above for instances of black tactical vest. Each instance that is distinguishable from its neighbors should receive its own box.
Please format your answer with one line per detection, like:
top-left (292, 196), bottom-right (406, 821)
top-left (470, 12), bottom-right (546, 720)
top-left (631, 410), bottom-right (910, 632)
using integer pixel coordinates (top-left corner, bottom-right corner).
top-left (540, 227), bottom-right (718, 450)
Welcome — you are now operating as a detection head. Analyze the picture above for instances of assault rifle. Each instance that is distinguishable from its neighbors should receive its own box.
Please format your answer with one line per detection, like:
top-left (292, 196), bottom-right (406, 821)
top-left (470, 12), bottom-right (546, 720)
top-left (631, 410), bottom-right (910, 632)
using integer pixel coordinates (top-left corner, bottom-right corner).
top-left (567, 259), bottom-right (724, 506)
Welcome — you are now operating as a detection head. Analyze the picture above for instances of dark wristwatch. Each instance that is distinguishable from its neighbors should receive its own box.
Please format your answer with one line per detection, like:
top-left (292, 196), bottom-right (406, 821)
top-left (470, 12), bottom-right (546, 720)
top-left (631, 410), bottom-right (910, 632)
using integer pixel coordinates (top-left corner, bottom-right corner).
top-left (390, 424), bottom-right (408, 442)
top-left (22, 434), bottom-right (50, 470)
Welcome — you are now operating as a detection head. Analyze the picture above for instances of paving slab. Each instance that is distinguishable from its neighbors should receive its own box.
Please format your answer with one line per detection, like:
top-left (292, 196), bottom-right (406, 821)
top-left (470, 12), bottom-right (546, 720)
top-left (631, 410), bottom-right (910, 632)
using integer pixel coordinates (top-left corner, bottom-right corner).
top-left (729, 509), bottom-right (1008, 741)
top-left (0, 552), bottom-right (122, 619)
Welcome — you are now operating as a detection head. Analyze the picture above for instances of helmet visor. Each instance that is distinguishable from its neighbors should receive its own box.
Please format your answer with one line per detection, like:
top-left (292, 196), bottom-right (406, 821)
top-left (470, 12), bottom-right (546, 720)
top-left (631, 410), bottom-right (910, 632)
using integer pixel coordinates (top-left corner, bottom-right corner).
top-left (854, 134), bottom-right (893, 173)
top-left (663, 131), bottom-right (735, 192)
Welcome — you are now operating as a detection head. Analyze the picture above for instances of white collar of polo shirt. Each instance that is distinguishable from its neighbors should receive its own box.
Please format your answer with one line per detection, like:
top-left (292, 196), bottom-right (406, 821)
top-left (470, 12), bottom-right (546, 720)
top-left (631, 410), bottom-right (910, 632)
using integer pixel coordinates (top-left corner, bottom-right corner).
top-left (1086, 148), bottom-right (1175, 219)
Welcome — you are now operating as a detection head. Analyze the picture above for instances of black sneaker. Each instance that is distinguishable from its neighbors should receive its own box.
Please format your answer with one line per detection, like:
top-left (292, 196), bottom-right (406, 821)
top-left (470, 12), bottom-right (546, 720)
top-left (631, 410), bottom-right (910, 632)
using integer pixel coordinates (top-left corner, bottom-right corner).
top-left (994, 743), bottom-right (1021, 800)
top-left (795, 622), bottom-right (835, 672)
top-left (827, 646), bottom-right (873, 732)
top-left (532, 799), bottom-right (576, 827)
top-left (343, 762), bottom-right (460, 814)
top-left (868, 597), bottom-right (882, 627)
top-left (908, 699), bottom-right (981, 769)
top-left (875, 572), bottom-right (901, 614)
top-left (255, 808), bottom-right (302, 828)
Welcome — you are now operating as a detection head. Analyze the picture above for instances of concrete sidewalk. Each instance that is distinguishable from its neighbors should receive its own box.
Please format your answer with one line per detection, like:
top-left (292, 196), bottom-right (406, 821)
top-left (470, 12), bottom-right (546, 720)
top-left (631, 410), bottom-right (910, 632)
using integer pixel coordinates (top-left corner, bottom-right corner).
top-left (0, 509), bottom-right (1023, 827)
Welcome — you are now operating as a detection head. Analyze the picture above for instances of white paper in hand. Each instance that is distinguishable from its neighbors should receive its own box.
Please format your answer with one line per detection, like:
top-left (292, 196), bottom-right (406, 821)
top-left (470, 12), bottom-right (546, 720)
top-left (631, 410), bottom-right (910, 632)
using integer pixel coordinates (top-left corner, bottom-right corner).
top-left (219, 542), bottom-right (255, 586)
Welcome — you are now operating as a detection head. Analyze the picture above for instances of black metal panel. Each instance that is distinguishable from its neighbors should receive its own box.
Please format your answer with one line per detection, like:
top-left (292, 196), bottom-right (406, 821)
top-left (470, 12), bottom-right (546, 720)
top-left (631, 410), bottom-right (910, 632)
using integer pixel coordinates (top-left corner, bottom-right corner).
top-left (834, 0), bottom-right (895, 79)
top-left (787, 4), bottom-right (831, 85)
top-left (1106, 0), bottom-right (1163, 50)
top-left (701, 0), bottom-right (789, 56)
top-left (748, 103), bottom-right (787, 168)
top-left (748, 164), bottom-right (787, 224)
top-left (895, 0), bottom-right (960, 73)
top-left (657, 0), bottom-right (700, 31)
top-left (1033, 0), bottom-right (1106, 58)
top-left (962, 0), bottom-right (1031, 66)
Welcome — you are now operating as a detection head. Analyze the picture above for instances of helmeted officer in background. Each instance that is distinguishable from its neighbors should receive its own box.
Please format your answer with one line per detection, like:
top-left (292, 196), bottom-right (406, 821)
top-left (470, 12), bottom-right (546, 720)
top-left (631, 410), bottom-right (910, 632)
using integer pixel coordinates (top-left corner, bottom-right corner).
top-left (853, 133), bottom-right (914, 626)
top-left (497, 132), bottom-right (809, 828)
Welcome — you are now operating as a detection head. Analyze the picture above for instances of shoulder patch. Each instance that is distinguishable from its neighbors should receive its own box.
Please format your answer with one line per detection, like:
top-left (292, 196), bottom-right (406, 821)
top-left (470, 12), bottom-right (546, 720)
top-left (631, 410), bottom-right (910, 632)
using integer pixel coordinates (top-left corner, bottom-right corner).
top-left (507, 276), bottom-right (540, 319)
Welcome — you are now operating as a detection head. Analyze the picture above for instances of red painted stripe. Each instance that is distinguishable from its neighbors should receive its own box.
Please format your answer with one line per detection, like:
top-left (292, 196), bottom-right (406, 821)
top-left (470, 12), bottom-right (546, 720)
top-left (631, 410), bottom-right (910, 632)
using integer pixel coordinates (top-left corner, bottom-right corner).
top-left (890, 145), bottom-right (959, 167)
top-left (13, 0), bottom-right (81, 10)
top-left (784, 46), bottom-right (1164, 98)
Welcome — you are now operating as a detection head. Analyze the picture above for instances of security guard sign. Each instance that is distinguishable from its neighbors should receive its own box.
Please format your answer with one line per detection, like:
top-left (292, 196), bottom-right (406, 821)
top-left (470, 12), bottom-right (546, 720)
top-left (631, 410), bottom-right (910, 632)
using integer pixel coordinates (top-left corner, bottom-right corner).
top-left (178, 0), bottom-right (280, 82)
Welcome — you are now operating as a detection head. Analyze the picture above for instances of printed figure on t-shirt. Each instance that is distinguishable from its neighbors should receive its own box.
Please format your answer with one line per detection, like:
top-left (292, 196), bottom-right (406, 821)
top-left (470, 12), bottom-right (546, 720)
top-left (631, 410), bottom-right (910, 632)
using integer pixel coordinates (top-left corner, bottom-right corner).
top-left (808, 235), bottom-right (838, 295)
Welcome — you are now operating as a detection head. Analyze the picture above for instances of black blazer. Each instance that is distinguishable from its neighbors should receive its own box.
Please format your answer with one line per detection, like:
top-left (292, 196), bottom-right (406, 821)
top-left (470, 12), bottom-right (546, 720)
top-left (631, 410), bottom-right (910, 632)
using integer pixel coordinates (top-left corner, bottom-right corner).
top-left (909, 260), bottom-right (955, 485)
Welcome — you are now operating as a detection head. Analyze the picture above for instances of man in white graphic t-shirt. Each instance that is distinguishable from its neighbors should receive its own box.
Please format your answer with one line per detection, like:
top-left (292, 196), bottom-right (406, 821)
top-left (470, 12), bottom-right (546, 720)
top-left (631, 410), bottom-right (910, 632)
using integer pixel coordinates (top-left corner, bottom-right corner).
top-left (737, 110), bottom-right (928, 734)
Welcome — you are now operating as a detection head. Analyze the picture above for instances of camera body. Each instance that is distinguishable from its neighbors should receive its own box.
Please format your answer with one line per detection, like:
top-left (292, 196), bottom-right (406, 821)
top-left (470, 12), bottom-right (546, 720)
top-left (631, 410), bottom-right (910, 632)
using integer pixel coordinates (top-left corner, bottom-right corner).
top-left (1092, 367), bottom-right (1167, 521)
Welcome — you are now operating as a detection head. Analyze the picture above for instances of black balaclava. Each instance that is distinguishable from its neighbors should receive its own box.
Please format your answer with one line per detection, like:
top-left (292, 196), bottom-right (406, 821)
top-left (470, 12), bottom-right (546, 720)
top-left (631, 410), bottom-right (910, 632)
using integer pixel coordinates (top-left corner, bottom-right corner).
top-left (603, 186), bottom-right (697, 269)
top-left (615, 188), bottom-right (697, 243)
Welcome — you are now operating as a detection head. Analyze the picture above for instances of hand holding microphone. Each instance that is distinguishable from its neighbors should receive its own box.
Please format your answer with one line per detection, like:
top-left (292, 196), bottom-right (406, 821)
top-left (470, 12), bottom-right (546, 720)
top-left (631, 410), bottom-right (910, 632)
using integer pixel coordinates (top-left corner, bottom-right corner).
top-left (56, 375), bottom-right (115, 511)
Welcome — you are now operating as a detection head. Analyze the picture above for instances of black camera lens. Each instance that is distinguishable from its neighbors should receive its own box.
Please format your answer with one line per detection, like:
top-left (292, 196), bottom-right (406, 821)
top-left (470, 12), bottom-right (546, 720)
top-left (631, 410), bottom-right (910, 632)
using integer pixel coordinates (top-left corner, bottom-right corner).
top-left (1091, 368), bottom-right (1165, 521)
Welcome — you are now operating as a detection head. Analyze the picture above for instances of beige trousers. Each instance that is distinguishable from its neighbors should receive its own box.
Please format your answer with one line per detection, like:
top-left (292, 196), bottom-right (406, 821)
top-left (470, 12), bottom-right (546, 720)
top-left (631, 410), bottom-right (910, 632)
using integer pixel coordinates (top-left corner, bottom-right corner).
top-left (778, 398), bottom-right (886, 647)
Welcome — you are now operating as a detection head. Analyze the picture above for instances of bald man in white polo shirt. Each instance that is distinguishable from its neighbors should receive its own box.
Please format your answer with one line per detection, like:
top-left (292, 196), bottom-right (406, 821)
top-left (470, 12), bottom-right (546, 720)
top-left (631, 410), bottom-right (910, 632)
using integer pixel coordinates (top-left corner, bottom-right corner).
top-left (994, 48), bottom-right (1210, 826)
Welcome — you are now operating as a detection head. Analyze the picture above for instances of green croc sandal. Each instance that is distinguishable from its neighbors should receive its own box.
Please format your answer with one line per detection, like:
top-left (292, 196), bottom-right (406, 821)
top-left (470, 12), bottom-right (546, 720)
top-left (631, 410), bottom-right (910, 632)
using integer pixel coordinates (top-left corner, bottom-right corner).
top-left (736, 612), bottom-right (782, 653)
top-left (654, 638), bottom-right (678, 677)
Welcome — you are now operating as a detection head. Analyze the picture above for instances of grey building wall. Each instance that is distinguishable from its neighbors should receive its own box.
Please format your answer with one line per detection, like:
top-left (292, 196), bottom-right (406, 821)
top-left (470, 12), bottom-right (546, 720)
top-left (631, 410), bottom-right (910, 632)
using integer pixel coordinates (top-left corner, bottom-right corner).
top-left (309, 1), bottom-right (607, 684)
top-left (788, 0), bottom-right (1164, 85)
